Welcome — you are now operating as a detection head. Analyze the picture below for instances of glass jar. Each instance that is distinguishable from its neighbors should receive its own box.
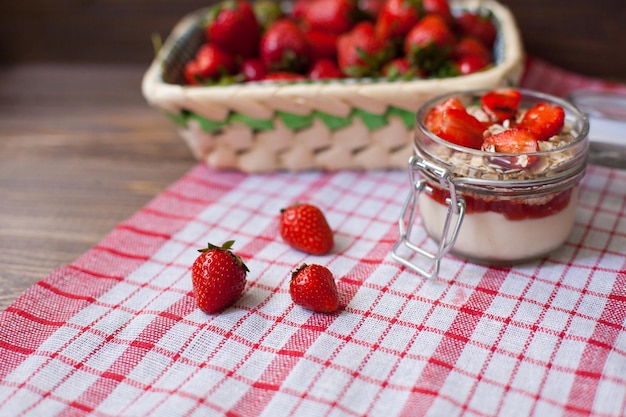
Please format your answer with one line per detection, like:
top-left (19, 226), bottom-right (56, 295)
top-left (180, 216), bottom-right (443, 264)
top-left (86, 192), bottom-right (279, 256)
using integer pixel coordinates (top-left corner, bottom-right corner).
top-left (392, 89), bottom-right (590, 278)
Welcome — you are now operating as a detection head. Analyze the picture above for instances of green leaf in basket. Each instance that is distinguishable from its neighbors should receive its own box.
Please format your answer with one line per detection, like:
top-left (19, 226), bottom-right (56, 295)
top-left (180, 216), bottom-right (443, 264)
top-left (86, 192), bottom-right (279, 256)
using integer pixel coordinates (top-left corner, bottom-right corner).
top-left (352, 108), bottom-right (389, 130)
top-left (276, 111), bottom-right (314, 131)
top-left (313, 111), bottom-right (352, 131)
top-left (387, 107), bottom-right (415, 129)
top-left (190, 113), bottom-right (228, 133)
top-left (228, 113), bottom-right (274, 131)
top-left (165, 111), bottom-right (188, 128)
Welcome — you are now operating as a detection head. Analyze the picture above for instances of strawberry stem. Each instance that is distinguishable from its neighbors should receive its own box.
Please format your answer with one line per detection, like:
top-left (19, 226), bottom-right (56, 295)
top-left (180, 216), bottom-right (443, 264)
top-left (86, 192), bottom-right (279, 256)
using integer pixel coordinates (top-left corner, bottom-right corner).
top-left (199, 240), bottom-right (235, 252)
top-left (150, 33), bottom-right (163, 58)
top-left (198, 240), bottom-right (249, 273)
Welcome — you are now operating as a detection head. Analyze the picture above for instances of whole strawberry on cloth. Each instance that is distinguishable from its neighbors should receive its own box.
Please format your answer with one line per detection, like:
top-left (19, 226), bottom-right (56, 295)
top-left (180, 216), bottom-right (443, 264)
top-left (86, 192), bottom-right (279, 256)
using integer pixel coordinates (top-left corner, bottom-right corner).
top-left (191, 240), bottom-right (249, 314)
top-left (289, 264), bottom-right (340, 313)
top-left (280, 203), bottom-right (334, 255)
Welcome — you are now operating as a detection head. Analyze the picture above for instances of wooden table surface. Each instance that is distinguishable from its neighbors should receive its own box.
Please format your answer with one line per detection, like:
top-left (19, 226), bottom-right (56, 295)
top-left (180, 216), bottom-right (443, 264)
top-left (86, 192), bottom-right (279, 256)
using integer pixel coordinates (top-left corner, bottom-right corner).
top-left (0, 64), bottom-right (197, 312)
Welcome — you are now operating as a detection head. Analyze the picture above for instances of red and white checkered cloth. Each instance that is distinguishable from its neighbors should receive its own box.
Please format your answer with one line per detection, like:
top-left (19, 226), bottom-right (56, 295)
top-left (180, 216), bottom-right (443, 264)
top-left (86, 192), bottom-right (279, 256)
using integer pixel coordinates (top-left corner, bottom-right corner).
top-left (1, 59), bottom-right (625, 417)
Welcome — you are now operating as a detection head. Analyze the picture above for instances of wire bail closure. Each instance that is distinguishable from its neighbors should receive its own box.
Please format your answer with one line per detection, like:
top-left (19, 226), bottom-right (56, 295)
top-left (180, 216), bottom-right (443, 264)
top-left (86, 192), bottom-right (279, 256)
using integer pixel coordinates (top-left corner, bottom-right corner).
top-left (391, 155), bottom-right (466, 279)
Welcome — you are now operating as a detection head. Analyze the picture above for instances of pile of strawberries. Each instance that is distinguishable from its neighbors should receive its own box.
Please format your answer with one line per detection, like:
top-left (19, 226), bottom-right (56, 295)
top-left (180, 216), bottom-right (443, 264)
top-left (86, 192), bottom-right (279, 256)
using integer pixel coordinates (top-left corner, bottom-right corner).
top-left (425, 88), bottom-right (566, 166)
top-left (183, 0), bottom-right (498, 85)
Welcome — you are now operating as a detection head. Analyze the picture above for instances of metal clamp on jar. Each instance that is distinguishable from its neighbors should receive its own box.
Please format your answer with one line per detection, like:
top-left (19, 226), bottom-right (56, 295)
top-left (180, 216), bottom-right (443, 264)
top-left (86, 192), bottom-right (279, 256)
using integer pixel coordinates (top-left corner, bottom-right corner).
top-left (392, 89), bottom-right (589, 279)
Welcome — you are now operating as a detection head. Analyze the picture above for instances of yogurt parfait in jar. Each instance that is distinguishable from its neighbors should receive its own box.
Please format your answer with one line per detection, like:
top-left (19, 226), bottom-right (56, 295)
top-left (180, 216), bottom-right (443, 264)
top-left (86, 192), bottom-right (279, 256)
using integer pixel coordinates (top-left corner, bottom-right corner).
top-left (392, 88), bottom-right (589, 278)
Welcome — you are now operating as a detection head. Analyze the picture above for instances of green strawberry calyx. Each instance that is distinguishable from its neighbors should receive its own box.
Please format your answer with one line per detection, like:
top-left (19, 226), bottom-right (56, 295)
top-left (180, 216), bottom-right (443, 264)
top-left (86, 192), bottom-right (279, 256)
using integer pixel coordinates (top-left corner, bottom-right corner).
top-left (198, 240), bottom-right (250, 273)
top-left (290, 263), bottom-right (309, 280)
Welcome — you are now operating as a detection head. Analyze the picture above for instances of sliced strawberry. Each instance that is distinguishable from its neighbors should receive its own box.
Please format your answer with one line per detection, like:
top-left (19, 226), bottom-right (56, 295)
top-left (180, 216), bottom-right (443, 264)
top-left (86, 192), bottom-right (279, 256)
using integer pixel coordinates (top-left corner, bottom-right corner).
top-left (480, 88), bottom-right (522, 123)
top-left (482, 128), bottom-right (539, 153)
top-left (519, 102), bottom-right (565, 141)
top-left (427, 106), bottom-right (485, 150)
top-left (482, 128), bottom-right (539, 168)
top-left (424, 97), bottom-right (465, 133)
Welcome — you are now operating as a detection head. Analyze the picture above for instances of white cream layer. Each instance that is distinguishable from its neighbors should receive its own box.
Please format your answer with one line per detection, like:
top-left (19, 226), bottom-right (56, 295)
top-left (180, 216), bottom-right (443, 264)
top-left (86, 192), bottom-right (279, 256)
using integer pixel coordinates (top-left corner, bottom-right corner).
top-left (418, 188), bottom-right (578, 263)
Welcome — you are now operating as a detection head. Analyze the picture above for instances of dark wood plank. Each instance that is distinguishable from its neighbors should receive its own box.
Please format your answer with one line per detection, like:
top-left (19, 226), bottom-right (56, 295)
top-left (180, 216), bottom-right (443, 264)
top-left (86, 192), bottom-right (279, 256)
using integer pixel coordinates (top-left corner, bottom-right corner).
top-left (0, 64), bottom-right (196, 311)
top-left (0, 0), bottom-right (625, 81)
top-left (498, 0), bottom-right (626, 83)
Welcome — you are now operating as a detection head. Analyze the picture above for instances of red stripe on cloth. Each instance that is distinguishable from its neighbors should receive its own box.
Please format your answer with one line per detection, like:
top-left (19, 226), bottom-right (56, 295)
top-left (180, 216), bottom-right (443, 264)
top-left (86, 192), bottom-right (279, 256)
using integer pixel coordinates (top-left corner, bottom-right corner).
top-left (221, 174), bottom-right (406, 417)
top-left (566, 270), bottom-right (626, 415)
top-left (99, 172), bottom-right (348, 416)
top-left (0, 339), bottom-right (37, 356)
top-left (1, 71), bottom-right (626, 416)
top-left (399, 268), bottom-right (511, 416)
top-left (0, 165), bottom-right (228, 401)
top-left (116, 223), bottom-right (173, 240)
top-left (563, 169), bottom-right (626, 415)
top-left (68, 400), bottom-right (95, 414)
top-left (224, 312), bottom-right (337, 416)
top-left (3, 306), bottom-right (68, 328)
top-left (67, 264), bottom-right (125, 281)
top-left (190, 173), bottom-right (342, 416)
top-left (287, 230), bottom-right (409, 417)
top-left (12, 167), bottom-right (244, 416)
top-left (56, 297), bottom-right (196, 417)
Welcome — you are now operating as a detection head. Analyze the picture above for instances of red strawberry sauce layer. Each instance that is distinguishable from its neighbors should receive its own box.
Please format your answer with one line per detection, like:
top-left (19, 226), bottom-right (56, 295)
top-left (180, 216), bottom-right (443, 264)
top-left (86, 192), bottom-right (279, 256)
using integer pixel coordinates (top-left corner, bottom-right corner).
top-left (426, 186), bottom-right (573, 221)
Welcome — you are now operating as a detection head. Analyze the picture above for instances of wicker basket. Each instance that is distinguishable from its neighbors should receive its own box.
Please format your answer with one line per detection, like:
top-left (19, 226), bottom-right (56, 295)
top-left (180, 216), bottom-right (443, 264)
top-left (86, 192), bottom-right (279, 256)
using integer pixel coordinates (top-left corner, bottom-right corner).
top-left (142, 0), bottom-right (524, 172)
